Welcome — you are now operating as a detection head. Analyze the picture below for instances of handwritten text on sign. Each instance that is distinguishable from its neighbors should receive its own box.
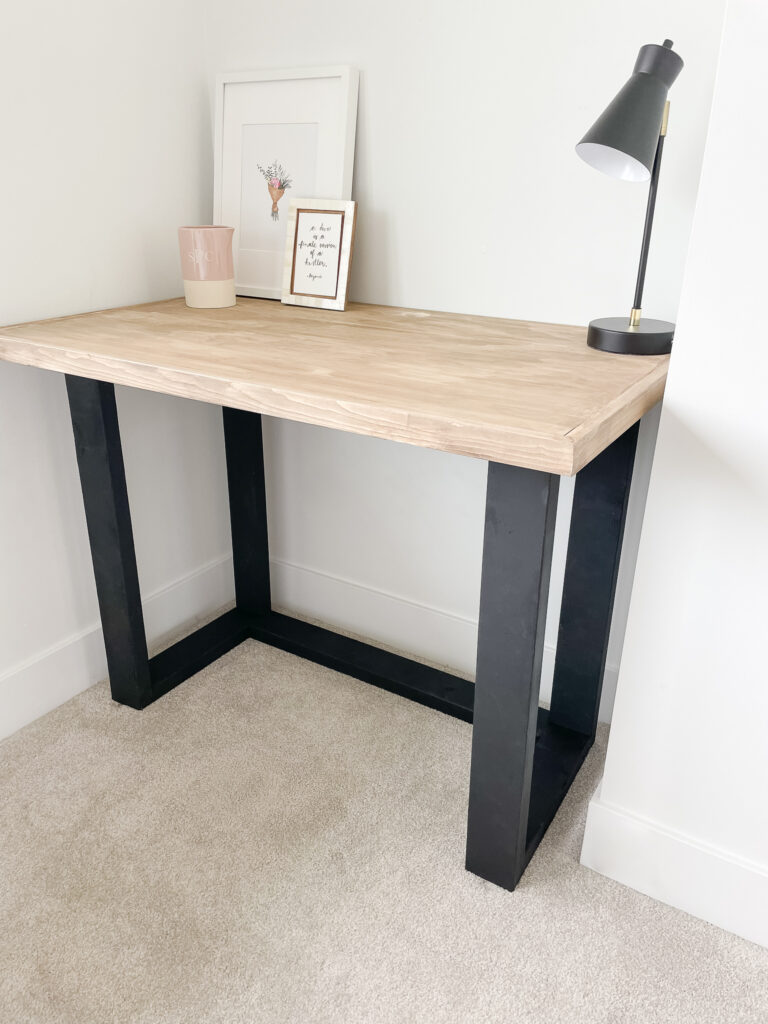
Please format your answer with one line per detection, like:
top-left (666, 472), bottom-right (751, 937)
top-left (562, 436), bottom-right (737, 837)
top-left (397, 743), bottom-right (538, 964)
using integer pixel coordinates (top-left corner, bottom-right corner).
top-left (291, 210), bottom-right (345, 298)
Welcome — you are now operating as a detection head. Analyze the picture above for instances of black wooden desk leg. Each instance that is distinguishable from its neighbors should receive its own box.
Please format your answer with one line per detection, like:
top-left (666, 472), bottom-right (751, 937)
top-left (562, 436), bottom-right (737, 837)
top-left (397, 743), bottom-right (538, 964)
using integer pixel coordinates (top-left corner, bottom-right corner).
top-left (222, 408), bottom-right (271, 617)
top-left (65, 376), bottom-right (152, 709)
top-left (549, 422), bottom-right (639, 739)
top-left (465, 463), bottom-right (559, 891)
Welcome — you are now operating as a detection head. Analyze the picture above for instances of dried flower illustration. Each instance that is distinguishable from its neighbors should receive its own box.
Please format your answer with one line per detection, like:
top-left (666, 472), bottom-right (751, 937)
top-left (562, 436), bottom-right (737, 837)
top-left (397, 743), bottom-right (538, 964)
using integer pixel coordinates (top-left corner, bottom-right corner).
top-left (257, 161), bottom-right (292, 221)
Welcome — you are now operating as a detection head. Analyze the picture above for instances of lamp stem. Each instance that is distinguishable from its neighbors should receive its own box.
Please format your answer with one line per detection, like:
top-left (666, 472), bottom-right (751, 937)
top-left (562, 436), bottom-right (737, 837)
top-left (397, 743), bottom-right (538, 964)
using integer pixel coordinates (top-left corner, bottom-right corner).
top-left (631, 100), bottom-right (670, 322)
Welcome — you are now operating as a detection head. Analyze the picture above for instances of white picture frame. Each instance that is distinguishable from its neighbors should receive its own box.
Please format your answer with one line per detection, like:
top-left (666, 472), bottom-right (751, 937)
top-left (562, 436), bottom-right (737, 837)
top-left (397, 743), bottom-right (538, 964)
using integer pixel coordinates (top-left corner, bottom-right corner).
top-left (213, 66), bottom-right (359, 300)
top-left (282, 199), bottom-right (357, 312)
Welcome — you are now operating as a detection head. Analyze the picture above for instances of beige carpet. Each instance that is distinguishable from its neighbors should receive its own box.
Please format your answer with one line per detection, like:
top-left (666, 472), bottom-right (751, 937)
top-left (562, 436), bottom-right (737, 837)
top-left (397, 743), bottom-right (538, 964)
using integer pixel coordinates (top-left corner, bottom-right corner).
top-left (1, 640), bottom-right (767, 1024)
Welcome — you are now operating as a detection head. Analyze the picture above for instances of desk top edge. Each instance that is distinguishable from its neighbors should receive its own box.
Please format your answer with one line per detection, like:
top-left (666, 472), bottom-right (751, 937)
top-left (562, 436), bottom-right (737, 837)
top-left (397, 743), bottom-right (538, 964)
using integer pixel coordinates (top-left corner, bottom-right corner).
top-left (0, 297), bottom-right (669, 475)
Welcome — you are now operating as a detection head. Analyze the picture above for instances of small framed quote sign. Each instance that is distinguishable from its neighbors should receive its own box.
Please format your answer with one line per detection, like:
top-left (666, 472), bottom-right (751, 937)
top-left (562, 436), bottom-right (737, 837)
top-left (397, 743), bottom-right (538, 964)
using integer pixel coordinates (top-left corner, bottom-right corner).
top-left (282, 198), bottom-right (357, 311)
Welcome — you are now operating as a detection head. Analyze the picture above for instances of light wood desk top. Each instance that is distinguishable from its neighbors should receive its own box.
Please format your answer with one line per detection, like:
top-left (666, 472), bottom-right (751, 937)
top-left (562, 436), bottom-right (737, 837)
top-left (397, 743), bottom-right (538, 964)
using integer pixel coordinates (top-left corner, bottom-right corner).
top-left (0, 298), bottom-right (668, 475)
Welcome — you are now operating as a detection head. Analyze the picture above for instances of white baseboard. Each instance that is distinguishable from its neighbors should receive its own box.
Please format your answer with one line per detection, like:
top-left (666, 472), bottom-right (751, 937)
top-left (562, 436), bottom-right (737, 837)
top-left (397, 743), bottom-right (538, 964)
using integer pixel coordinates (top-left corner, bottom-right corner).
top-left (269, 557), bottom-right (619, 718)
top-left (269, 557), bottom-right (479, 676)
top-left (2, 552), bottom-right (620, 742)
top-left (581, 785), bottom-right (768, 948)
top-left (0, 555), bottom-right (235, 741)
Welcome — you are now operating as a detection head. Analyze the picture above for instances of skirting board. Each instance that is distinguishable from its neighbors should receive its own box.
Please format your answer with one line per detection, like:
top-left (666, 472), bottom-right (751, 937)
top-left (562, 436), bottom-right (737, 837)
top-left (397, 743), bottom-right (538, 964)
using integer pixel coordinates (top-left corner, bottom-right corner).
top-left (0, 555), bottom-right (236, 741)
top-left (581, 785), bottom-right (768, 949)
top-left (269, 557), bottom-right (620, 720)
top-left (1, 553), bottom-right (621, 742)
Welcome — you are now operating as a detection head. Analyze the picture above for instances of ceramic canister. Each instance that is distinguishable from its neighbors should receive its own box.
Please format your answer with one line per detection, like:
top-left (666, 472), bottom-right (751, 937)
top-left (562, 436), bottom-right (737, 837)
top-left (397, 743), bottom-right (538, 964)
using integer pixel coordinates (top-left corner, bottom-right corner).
top-left (178, 226), bottom-right (236, 308)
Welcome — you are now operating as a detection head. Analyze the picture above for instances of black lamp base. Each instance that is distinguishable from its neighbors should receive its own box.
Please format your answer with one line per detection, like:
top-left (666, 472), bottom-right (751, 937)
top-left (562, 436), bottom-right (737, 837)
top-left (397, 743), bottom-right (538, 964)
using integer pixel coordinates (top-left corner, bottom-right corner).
top-left (587, 317), bottom-right (674, 355)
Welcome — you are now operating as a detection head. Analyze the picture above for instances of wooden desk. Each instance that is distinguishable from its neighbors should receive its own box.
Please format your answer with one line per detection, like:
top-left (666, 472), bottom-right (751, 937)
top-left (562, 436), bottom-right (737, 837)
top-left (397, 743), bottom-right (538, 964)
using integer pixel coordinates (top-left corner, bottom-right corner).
top-left (0, 298), bottom-right (668, 891)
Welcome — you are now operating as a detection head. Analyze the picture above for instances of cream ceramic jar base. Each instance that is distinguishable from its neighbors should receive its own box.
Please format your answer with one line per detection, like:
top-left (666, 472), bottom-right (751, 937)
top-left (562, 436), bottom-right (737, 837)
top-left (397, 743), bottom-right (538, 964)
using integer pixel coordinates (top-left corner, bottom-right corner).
top-left (183, 279), bottom-right (236, 308)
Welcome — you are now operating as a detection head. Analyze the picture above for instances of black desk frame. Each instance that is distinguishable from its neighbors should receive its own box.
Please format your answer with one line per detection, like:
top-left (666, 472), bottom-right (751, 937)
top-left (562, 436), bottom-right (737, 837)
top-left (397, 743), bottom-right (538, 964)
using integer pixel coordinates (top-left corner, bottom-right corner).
top-left (65, 374), bottom-right (638, 891)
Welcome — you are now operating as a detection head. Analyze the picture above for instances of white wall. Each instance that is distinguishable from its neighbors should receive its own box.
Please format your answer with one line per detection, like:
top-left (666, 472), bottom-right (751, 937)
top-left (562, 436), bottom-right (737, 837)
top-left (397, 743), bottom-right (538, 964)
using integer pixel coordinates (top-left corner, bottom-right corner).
top-left (0, 0), bottom-right (725, 739)
top-left (581, 0), bottom-right (768, 948)
top-left (0, 0), bottom-right (234, 737)
top-left (204, 0), bottom-right (724, 708)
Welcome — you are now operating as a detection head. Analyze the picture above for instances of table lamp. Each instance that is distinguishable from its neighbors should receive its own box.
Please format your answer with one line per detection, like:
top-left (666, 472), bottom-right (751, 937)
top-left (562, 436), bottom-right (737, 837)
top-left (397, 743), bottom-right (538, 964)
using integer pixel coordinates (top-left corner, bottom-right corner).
top-left (577, 39), bottom-right (684, 355)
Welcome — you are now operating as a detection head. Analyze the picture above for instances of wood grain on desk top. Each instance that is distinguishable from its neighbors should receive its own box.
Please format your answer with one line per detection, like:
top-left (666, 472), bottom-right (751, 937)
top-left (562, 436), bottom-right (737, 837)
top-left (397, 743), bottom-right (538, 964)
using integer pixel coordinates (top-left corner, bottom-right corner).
top-left (0, 298), bottom-right (669, 475)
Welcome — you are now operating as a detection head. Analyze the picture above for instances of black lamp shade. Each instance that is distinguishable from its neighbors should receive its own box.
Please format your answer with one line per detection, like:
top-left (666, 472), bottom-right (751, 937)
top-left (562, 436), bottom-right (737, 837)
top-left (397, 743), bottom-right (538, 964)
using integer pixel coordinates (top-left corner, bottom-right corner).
top-left (577, 42), bottom-right (684, 182)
